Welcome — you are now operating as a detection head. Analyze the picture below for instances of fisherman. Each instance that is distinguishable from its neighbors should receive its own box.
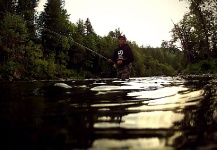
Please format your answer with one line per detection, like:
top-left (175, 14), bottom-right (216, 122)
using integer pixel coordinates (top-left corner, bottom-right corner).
top-left (108, 35), bottom-right (134, 80)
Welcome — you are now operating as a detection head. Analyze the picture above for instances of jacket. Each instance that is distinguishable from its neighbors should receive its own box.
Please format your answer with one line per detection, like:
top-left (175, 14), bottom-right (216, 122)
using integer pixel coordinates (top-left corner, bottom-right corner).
top-left (112, 44), bottom-right (134, 68)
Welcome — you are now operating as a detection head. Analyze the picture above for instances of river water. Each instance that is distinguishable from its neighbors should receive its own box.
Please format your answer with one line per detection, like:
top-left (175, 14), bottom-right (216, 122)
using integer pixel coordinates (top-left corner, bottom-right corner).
top-left (0, 76), bottom-right (217, 150)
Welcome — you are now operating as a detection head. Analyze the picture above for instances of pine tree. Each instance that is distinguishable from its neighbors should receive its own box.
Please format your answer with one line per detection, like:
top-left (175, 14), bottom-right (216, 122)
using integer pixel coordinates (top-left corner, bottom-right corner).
top-left (77, 19), bottom-right (85, 36)
top-left (84, 18), bottom-right (94, 35)
top-left (40, 0), bottom-right (70, 64)
top-left (0, 0), bottom-right (16, 19)
top-left (16, 0), bottom-right (39, 39)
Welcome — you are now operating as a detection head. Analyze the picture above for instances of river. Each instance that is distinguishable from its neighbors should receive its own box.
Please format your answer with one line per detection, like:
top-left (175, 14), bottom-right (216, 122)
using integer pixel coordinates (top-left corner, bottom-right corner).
top-left (0, 76), bottom-right (217, 150)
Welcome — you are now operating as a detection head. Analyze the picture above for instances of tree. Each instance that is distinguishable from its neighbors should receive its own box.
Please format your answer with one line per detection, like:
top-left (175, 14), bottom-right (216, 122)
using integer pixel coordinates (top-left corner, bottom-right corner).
top-left (40, 0), bottom-right (71, 66)
top-left (77, 19), bottom-right (85, 36)
top-left (188, 0), bottom-right (211, 57)
top-left (84, 18), bottom-right (95, 35)
top-left (171, 16), bottom-right (192, 64)
top-left (108, 28), bottom-right (124, 39)
top-left (0, 13), bottom-right (28, 78)
top-left (176, 0), bottom-right (217, 64)
top-left (16, 0), bottom-right (39, 38)
top-left (0, 0), bottom-right (16, 19)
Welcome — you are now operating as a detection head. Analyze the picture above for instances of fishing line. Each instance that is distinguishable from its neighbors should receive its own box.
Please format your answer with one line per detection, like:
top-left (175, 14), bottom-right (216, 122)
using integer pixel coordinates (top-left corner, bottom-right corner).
top-left (41, 27), bottom-right (109, 61)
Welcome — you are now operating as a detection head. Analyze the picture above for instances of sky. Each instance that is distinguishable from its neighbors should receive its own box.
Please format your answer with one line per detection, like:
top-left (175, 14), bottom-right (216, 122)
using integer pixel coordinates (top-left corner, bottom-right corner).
top-left (37, 0), bottom-right (189, 47)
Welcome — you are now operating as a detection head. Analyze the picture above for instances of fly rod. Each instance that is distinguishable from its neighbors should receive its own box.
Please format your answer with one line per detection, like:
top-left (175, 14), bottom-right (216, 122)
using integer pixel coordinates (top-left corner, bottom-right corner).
top-left (72, 40), bottom-right (109, 61)
top-left (43, 27), bottom-right (109, 61)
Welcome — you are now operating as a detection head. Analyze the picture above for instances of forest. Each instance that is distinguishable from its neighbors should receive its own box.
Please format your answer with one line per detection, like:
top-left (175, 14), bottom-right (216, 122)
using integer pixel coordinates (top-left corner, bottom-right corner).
top-left (0, 0), bottom-right (216, 81)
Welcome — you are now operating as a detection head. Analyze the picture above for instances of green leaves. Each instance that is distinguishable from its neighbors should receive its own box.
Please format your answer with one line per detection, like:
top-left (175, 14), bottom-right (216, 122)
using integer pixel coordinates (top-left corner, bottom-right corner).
top-left (172, 0), bottom-right (217, 65)
top-left (0, 1), bottom-right (185, 80)
top-left (0, 13), bottom-right (27, 63)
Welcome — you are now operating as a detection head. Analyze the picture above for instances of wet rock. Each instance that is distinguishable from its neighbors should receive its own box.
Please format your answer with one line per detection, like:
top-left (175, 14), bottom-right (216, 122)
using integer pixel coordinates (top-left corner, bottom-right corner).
top-left (32, 82), bottom-right (73, 101)
top-left (54, 83), bottom-right (72, 89)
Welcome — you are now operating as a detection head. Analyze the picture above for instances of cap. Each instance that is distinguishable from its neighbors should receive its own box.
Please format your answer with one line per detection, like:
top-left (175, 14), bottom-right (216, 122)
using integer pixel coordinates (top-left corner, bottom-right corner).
top-left (118, 35), bottom-right (126, 40)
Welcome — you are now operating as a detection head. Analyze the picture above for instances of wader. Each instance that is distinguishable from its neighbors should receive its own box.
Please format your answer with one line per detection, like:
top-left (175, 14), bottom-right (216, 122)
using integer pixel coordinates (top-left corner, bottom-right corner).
top-left (116, 63), bottom-right (132, 80)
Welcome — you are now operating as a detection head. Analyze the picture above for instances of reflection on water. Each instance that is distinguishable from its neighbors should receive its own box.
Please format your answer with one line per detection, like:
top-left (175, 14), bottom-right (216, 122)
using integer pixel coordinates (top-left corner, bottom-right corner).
top-left (91, 138), bottom-right (168, 150)
top-left (0, 76), bottom-right (217, 149)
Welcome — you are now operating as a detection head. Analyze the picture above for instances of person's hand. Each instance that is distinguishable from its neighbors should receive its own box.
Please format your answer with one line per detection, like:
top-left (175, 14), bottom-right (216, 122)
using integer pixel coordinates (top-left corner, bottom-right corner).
top-left (117, 60), bottom-right (123, 65)
top-left (108, 59), bottom-right (113, 63)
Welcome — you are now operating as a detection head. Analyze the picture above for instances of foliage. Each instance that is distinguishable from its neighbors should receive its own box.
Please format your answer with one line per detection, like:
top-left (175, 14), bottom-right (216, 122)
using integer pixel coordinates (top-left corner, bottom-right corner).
top-left (0, 0), bottom-right (187, 80)
top-left (139, 47), bottom-right (183, 76)
top-left (183, 58), bottom-right (217, 74)
top-left (172, 0), bottom-right (217, 65)
top-left (16, 0), bottom-right (39, 38)
top-left (0, 0), bottom-right (16, 19)
top-left (0, 13), bottom-right (28, 77)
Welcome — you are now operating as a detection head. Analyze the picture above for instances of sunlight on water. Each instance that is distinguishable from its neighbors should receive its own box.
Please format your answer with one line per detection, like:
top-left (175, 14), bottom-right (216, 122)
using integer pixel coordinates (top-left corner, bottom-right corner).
top-left (94, 111), bottom-right (184, 129)
top-left (122, 111), bottom-right (184, 128)
top-left (90, 138), bottom-right (169, 150)
top-left (128, 101), bottom-right (199, 112)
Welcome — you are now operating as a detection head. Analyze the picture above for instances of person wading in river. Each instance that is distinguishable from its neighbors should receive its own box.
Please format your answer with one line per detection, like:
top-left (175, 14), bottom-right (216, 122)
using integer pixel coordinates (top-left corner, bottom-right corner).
top-left (108, 35), bottom-right (134, 80)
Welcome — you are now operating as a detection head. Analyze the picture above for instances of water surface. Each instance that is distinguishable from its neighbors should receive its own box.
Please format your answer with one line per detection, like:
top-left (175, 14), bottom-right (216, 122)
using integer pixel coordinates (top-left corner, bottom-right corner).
top-left (0, 76), bottom-right (217, 150)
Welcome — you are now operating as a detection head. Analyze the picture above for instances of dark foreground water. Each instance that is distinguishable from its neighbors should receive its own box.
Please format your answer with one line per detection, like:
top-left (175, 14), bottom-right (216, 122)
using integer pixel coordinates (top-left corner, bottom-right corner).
top-left (1, 76), bottom-right (217, 150)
